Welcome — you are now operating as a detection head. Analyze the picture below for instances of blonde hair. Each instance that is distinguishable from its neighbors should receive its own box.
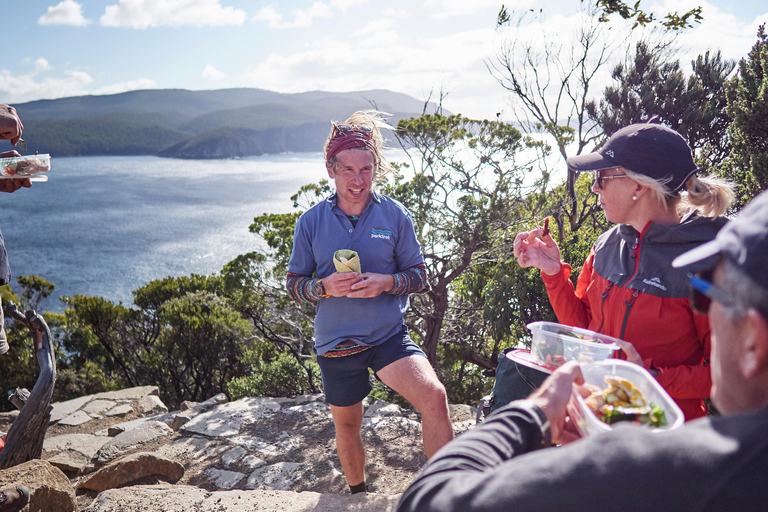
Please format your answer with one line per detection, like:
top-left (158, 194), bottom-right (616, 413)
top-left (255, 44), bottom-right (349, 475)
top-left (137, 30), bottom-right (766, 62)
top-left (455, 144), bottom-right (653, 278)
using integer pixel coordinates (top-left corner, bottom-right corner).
top-left (323, 110), bottom-right (397, 184)
top-left (623, 168), bottom-right (735, 218)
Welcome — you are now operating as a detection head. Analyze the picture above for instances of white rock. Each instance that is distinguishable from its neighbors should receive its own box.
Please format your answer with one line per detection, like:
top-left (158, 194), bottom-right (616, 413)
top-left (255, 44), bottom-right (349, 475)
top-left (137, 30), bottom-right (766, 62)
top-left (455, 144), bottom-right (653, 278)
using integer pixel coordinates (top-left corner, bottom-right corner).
top-left (82, 400), bottom-right (117, 416)
top-left (111, 412), bottom-right (175, 433)
top-left (137, 395), bottom-right (168, 415)
top-left (281, 402), bottom-right (329, 415)
top-left (242, 456), bottom-right (267, 470)
top-left (361, 416), bottom-right (422, 443)
top-left (452, 419), bottom-right (476, 435)
top-left (59, 410), bottom-right (93, 426)
top-left (221, 446), bottom-right (247, 468)
top-left (96, 421), bottom-right (174, 465)
top-left (47, 451), bottom-right (92, 474)
top-left (181, 398), bottom-right (281, 438)
top-left (203, 469), bottom-right (245, 490)
top-left (105, 404), bottom-right (133, 417)
top-left (50, 395), bottom-right (93, 423)
top-left (246, 462), bottom-right (303, 491)
top-left (227, 435), bottom-right (281, 457)
top-left (156, 436), bottom-right (229, 463)
top-left (364, 400), bottom-right (403, 417)
top-left (44, 433), bottom-right (111, 459)
top-left (92, 386), bottom-right (159, 401)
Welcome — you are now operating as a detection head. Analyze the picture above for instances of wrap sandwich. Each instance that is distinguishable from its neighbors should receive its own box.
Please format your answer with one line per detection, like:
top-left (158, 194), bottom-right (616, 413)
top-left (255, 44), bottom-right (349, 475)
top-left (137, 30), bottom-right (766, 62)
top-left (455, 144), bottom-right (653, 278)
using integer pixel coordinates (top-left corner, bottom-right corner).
top-left (333, 249), bottom-right (362, 274)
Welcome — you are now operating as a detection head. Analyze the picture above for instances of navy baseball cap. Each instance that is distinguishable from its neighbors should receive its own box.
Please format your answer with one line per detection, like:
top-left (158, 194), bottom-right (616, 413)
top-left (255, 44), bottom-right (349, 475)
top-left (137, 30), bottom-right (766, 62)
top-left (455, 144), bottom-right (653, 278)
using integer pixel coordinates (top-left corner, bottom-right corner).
top-left (673, 190), bottom-right (768, 290)
top-left (567, 123), bottom-right (698, 192)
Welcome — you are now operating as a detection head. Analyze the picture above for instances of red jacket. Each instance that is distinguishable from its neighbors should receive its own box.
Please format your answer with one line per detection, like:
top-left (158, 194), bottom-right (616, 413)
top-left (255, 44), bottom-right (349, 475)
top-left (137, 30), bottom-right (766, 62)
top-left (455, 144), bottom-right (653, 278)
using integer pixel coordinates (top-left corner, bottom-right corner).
top-left (542, 214), bottom-right (726, 420)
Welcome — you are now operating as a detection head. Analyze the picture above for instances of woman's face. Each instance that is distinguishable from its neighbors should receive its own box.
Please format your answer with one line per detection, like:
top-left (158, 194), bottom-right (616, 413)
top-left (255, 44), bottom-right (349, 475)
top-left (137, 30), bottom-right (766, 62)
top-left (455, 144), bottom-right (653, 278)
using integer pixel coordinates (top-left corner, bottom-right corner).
top-left (591, 166), bottom-right (638, 224)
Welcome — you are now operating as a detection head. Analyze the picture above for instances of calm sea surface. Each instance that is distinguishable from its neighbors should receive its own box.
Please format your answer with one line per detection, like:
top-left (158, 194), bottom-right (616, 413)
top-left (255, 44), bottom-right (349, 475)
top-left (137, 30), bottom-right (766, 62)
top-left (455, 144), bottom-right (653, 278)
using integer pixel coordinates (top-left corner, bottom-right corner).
top-left (0, 153), bottom-right (341, 311)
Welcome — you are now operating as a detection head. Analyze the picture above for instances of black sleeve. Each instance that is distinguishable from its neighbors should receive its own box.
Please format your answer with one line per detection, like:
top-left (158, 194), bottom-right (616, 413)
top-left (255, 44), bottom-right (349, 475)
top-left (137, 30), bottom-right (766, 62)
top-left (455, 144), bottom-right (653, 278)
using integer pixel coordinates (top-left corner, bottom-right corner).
top-left (397, 400), bottom-right (552, 512)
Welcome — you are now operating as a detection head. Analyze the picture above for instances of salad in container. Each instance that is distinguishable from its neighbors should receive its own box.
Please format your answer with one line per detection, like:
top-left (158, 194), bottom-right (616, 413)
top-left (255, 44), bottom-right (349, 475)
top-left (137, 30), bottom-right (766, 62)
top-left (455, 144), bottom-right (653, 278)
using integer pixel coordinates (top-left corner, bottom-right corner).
top-left (527, 321), bottom-right (620, 370)
top-left (1, 154), bottom-right (51, 182)
top-left (567, 359), bottom-right (684, 437)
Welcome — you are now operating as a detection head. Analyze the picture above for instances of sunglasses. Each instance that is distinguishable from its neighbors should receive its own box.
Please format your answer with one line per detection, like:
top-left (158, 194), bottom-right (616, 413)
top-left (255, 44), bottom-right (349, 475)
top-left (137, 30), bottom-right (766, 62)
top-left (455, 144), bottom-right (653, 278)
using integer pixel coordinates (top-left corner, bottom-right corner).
top-left (332, 123), bottom-right (373, 136)
top-left (689, 269), bottom-right (736, 314)
top-left (593, 172), bottom-right (628, 190)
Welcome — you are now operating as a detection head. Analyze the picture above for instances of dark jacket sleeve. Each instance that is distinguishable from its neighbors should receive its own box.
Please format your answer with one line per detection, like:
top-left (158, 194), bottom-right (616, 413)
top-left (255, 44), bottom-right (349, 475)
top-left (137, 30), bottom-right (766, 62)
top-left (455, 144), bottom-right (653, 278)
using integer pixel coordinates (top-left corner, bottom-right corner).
top-left (397, 400), bottom-right (550, 512)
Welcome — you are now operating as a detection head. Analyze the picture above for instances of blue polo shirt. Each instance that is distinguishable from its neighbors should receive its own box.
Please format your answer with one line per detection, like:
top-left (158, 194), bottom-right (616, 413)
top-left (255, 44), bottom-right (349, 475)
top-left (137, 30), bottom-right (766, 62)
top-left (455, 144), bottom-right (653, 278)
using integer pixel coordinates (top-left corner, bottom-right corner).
top-left (287, 190), bottom-right (424, 355)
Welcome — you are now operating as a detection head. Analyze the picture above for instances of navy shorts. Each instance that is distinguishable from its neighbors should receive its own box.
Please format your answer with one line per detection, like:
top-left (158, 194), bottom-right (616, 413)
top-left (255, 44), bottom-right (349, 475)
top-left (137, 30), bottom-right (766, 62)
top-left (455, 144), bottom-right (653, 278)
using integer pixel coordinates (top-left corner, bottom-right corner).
top-left (317, 329), bottom-right (426, 407)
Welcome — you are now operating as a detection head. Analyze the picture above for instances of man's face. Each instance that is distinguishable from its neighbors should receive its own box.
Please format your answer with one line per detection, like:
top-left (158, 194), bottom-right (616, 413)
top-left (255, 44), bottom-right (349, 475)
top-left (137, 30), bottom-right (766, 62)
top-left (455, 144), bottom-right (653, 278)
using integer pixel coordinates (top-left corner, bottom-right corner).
top-left (326, 148), bottom-right (374, 215)
top-left (709, 262), bottom-right (750, 415)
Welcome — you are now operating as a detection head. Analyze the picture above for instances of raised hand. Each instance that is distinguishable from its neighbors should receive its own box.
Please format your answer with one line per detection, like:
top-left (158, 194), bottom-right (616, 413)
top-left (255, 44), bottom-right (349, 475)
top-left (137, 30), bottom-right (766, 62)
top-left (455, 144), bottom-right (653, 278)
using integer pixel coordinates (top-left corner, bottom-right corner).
top-left (0, 105), bottom-right (23, 145)
top-left (513, 227), bottom-right (562, 276)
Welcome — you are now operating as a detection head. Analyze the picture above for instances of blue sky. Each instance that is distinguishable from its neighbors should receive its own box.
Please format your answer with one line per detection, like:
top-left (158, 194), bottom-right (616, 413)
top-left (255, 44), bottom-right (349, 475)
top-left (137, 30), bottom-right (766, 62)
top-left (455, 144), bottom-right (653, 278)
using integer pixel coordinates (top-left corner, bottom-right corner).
top-left (2, 0), bottom-right (766, 120)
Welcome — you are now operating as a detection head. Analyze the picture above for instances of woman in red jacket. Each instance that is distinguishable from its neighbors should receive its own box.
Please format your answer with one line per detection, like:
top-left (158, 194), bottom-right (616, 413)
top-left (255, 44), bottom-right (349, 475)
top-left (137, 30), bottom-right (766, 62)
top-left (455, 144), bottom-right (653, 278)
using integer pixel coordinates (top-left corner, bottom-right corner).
top-left (514, 123), bottom-right (734, 420)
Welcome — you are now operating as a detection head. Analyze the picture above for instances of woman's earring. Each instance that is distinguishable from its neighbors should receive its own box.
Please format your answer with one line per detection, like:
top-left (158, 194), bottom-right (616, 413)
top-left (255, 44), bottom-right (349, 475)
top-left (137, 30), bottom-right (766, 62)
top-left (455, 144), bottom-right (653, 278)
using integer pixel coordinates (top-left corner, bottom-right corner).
top-left (632, 195), bottom-right (637, 201)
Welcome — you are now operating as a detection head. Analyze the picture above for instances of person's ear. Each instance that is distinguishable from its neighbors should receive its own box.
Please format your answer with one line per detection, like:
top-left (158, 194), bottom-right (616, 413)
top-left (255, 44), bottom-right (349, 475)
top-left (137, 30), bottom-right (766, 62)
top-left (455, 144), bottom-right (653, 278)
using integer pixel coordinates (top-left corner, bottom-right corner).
top-left (739, 309), bottom-right (768, 378)
top-left (633, 181), bottom-right (648, 200)
top-left (326, 162), bottom-right (335, 179)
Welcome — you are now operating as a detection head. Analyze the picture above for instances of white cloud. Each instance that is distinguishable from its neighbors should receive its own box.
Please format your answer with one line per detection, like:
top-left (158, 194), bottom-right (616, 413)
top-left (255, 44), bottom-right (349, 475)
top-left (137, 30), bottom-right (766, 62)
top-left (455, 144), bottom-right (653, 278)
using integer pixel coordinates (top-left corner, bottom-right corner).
top-left (252, 6), bottom-right (281, 26)
top-left (243, 26), bottom-right (503, 119)
top-left (425, 0), bottom-right (501, 20)
top-left (100, 0), bottom-right (247, 29)
top-left (329, 0), bottom-right (368, 15)
top-left (93, 78), bottom-right (157, 95)
top-left (252, 2), bottom-right (333, 29)
top-left (381, 8), bottom-right (412, 19)
top-left (352, 18), bottom-right (395, 37)
top-left (202, 64), bottom-right (226, 80)
top-left (38, 0), bottom-right (91, 26)
top-left (35, 58), bottom-right (52, 72)
top-left (0, 69), bottom-right (94, 103)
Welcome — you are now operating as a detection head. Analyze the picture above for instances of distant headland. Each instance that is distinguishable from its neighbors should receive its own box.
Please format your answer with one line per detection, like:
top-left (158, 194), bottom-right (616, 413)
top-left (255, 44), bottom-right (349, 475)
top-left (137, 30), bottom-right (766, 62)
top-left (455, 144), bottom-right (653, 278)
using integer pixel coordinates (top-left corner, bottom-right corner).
top-left (4, 88), bottom-right (438, 159)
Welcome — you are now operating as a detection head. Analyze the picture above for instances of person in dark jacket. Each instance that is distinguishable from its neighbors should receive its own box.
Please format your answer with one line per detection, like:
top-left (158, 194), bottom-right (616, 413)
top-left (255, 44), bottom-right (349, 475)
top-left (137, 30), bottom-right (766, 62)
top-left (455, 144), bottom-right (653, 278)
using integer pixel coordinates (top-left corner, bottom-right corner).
top-left (514, 123), bottom-right (735, 420)
top-left (398, 189), bottom-right (768, 512)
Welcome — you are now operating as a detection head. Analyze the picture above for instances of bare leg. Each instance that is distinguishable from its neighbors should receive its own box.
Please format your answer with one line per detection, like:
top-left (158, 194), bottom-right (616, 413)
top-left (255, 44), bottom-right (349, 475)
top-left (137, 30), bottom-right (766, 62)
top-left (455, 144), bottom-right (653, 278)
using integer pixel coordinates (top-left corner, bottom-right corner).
top-left (329, 401), bottom-right (365, 486)
top-left (377, 355), bottom-right (454, 457)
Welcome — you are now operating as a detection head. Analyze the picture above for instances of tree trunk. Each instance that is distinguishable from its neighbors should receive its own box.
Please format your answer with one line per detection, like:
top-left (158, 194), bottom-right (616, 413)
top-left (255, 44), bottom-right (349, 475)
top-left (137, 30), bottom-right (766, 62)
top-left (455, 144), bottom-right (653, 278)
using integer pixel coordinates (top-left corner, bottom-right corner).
top-left (0, 305), bottom-right (57, 469)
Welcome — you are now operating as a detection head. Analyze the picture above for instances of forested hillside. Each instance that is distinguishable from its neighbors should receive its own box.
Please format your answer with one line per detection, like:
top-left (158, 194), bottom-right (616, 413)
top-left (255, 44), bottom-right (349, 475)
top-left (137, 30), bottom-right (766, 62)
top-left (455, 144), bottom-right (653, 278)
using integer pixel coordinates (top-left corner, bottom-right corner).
top-left (2, 88), bottom-right (435, 158)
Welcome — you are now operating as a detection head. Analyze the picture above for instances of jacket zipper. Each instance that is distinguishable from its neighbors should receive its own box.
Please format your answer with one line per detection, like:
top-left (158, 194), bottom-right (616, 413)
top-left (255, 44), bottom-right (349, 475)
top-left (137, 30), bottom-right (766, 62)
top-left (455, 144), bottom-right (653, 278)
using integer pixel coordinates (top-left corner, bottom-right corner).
top-left (618, 223), bottom-right (649, 339)
top-left (596, 282), bottom-right (613, 334)
top-left (620, 290), bottom-right (639, 340)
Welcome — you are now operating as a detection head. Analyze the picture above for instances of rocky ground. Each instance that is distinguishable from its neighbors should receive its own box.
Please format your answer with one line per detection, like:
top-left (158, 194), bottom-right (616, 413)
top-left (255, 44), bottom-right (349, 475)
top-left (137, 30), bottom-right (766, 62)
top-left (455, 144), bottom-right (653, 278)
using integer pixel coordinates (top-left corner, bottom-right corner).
top-left (0, 386), bottom-right (477, 511)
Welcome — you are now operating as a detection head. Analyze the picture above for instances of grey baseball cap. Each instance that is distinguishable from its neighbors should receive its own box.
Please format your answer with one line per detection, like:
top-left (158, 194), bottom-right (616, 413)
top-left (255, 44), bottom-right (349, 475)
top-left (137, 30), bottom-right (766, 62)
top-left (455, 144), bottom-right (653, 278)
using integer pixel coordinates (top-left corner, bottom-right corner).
top-left (567, 123), bottom-right (698, 192)
top-left (673, 190), bottom-right (768, 290)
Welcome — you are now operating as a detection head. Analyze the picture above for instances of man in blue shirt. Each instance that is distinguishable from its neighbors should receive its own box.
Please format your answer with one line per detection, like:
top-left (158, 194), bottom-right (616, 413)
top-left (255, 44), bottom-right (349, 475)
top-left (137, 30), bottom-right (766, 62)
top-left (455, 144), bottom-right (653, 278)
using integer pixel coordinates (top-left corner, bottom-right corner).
top-left (287, 111), bottom-right (454, 494)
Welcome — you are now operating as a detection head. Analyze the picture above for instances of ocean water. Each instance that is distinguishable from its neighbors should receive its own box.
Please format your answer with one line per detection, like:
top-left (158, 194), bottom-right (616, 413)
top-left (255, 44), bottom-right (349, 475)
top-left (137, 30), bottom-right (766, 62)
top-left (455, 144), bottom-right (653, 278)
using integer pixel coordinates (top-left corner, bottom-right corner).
top-left (0, 153), bottom-right (332, 311)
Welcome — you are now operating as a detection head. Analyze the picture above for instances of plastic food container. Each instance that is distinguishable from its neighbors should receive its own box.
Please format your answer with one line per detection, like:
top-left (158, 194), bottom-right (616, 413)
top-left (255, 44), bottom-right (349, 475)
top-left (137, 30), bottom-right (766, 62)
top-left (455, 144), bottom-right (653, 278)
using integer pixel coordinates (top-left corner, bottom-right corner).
top-left (567, 359), bottom-right (684, 437)
top-left (0, 154), bottom-right (51, 182)
top-left (527, 321), bottom-right (620, 370)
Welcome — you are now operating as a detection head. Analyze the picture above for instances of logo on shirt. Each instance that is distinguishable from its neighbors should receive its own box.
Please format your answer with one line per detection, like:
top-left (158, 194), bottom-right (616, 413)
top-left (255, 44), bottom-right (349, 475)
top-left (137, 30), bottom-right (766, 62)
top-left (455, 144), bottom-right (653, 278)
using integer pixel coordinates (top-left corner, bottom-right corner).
top-left (371, 228), bottom-right (392, 240)
top-left (643, 277), bottom-right (667, 291)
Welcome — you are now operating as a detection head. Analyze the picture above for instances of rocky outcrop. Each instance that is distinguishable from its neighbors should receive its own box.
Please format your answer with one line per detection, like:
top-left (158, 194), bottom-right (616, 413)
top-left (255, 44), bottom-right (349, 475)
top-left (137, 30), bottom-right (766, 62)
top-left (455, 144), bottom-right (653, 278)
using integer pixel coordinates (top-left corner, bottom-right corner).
top-left (79, 452), bottom-right (184, 492)
top-left (0, 387), bottom-right (478, 511)
top-left (0, 459), bottom-right (76, 512)
top-left (84, 484), bottom-right (401, 512)
top-left (95, 421), bottom-right (174, 465)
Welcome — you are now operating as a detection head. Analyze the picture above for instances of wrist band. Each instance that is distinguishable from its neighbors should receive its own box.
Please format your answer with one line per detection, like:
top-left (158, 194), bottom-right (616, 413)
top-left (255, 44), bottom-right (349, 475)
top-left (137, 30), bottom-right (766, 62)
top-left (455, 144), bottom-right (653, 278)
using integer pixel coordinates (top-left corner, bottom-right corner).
top-left (315, 279), bottom-right (332, 299)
